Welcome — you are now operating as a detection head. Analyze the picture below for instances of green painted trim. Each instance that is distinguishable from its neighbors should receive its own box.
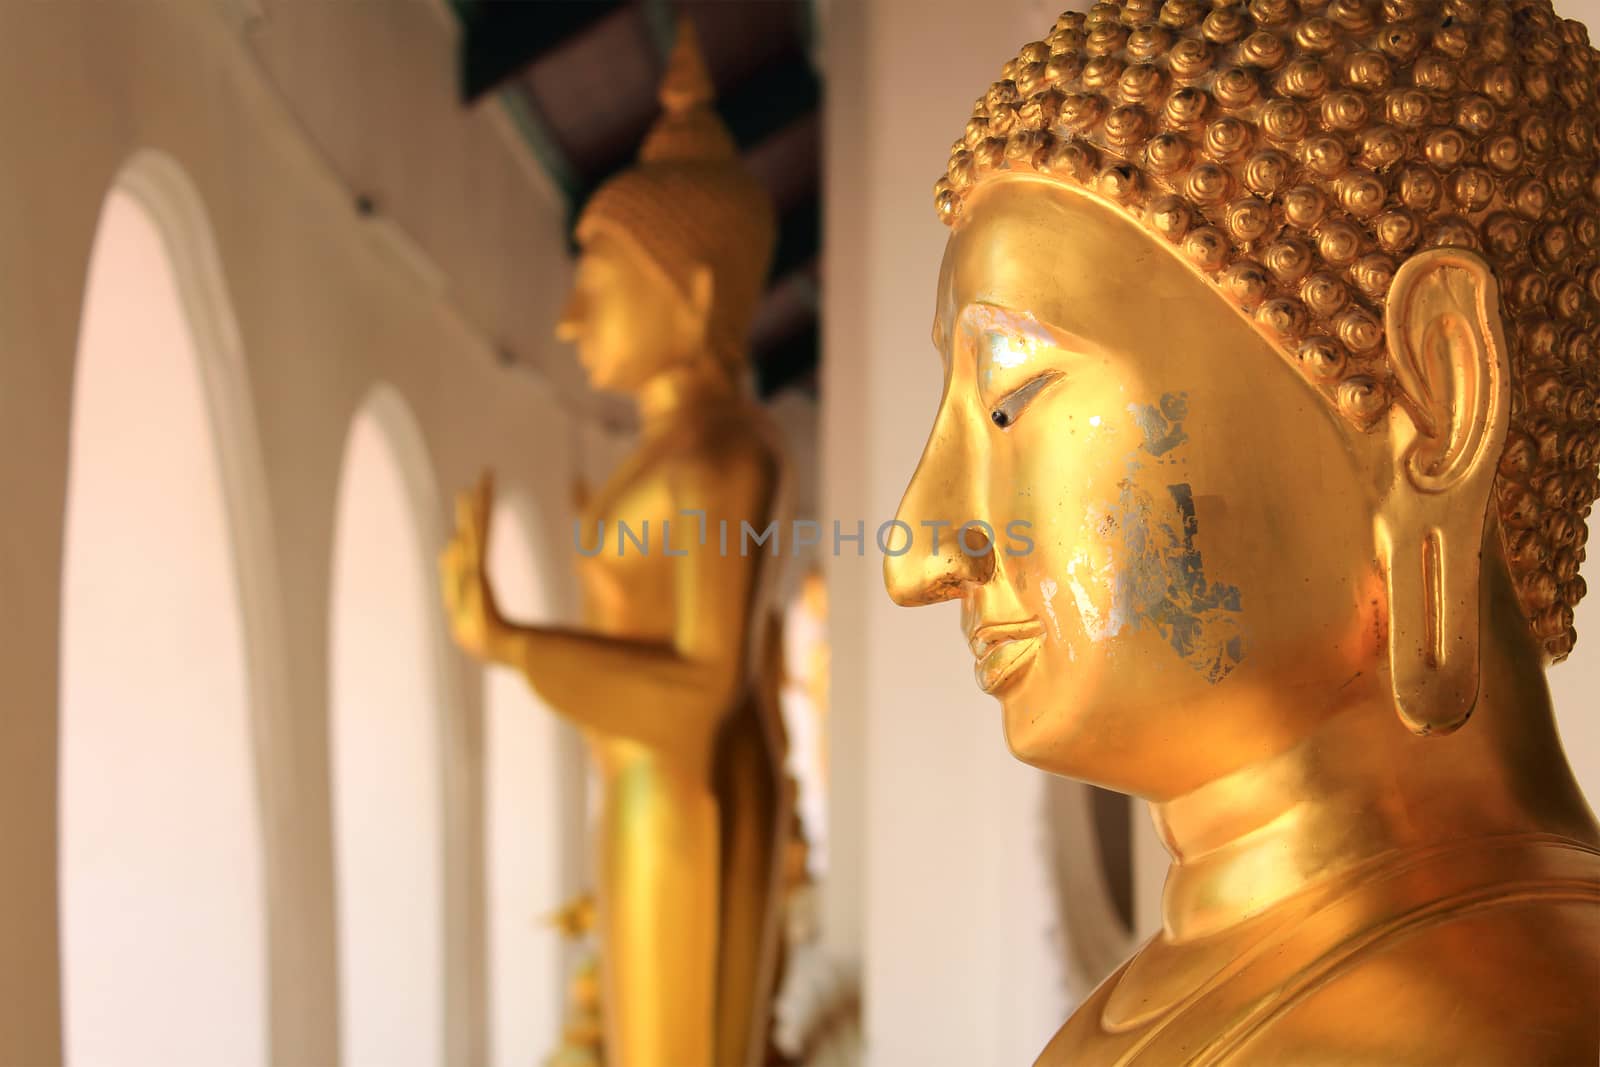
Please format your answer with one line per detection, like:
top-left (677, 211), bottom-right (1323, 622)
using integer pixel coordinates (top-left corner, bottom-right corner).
top-left (497, 88), bottom-right (582, 213)
top-left (792, 273), bottom-right (821, 311)
top-left (800, 0), bottom-right (818, 55)
top-left (642, 0), bottom-right (677, 60)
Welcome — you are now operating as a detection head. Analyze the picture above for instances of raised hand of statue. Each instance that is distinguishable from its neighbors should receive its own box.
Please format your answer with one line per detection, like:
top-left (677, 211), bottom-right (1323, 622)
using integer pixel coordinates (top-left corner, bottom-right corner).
top-left (439, 470), bottom-right (503, 663)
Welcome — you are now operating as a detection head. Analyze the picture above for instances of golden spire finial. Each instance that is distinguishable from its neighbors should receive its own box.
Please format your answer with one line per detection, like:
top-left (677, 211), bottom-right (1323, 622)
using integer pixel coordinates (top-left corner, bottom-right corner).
top-left (659, 15), bottom-right (715, 115)
top-left (639, 16), bottom-right (736, 165)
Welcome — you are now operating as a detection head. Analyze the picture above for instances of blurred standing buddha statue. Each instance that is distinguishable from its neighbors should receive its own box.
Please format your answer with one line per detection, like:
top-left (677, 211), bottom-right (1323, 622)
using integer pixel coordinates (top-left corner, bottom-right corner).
top-left (886, 0), bottom-right (1600, 1062)
top-left (442, 21), bottom-right (788, 1067)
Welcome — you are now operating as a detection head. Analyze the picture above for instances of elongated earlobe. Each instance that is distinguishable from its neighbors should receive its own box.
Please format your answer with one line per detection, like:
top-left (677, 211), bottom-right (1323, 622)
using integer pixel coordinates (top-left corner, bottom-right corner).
top-left (688, 262), bottom-right (714, 350)
top-left (1376, 248), bottom-right (1511, 736)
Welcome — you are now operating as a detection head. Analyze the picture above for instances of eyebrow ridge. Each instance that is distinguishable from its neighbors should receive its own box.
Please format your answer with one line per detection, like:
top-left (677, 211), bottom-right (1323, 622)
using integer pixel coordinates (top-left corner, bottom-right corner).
top-left (960, 302), bottom-right (1095, 357)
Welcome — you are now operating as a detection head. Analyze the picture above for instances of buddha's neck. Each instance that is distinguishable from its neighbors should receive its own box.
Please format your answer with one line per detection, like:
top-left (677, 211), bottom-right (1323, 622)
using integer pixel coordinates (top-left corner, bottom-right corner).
top-left (636, 360), bottom-right (737, 431)
top-left (1150, 632), bottom-right (1599, 943)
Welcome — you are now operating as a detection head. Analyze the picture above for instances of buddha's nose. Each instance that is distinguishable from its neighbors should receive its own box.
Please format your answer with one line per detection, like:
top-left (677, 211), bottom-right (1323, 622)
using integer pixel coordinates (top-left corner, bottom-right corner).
top-left (883, 414), bottom-right (994, 607)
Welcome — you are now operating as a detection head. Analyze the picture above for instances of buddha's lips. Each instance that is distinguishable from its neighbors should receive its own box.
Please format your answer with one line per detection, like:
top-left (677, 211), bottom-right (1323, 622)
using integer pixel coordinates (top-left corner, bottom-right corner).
top-left (968, 619), bottom-right (1043, 656)
top-left (968, 620), bottom-right (1045, 693)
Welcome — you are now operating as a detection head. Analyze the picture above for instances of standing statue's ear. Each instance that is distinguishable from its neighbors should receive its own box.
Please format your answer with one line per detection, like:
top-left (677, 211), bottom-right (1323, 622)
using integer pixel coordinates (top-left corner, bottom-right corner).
top-left (1376, 248), bottom-right (1512, 736)
top-left (687, 262), bottom-right (714, 346)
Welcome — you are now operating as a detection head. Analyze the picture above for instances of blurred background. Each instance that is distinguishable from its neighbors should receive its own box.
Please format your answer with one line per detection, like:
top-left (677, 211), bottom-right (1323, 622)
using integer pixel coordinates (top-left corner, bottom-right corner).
top-left (1, 1), bottom-right (1596, 1065)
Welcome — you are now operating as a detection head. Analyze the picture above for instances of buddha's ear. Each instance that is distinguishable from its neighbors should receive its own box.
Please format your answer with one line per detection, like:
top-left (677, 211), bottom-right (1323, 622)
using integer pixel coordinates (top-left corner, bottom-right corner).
top-left (1375, 247), bottom-right (1512, 736)
top-left (685, 262), bottom-right (714, 342)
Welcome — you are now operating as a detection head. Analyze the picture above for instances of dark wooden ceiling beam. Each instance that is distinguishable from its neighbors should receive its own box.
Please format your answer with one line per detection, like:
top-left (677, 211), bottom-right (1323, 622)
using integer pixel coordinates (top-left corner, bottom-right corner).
top-left (717, 56), bottom-right (820, 152)
top-left (753, 320), bottom-right (818, 399)
top-left (564, 59), bottom-right (821, 208)
top-left (771, 198), bottom-right (820, 283)
top-left (459, 0), bottom-right (626, 103)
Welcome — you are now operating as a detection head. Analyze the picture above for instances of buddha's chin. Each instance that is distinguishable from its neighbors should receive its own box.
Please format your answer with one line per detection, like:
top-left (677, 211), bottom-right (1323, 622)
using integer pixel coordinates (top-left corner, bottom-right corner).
top-left (996, 674), bottom-right (1081, 774)
top-left (995, 660), bottom-right (1135, 781)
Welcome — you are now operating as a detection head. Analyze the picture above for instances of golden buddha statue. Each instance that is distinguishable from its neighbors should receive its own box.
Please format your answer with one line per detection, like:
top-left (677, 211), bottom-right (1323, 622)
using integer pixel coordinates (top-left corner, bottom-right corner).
top-left (441, 21), bottom-right (788, 1067)
top-left (885, 0), bottom-right (1600, 1061)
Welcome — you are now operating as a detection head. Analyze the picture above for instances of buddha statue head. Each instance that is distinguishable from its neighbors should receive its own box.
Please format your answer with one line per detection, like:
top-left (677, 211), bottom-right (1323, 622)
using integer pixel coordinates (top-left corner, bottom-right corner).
top-left (884, 0), bottom-right (1600, 798)
top-left (557, 20), bottom-right (775, 395)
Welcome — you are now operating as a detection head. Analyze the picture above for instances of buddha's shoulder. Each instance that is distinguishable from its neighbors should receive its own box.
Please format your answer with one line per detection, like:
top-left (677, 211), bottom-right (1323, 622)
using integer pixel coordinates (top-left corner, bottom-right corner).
top-left (1231, 892), bottom-right (1599, 1065)
top-left (1037, 884), bottom-right (1599, 1066)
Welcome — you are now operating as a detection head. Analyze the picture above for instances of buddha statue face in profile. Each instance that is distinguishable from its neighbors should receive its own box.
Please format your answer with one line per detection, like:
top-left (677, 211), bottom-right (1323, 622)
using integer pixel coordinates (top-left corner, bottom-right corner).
top-left (901, 176), bottom-right (1398, 795)
top-left (555, 37), bottom-right (771, 402)
top-left (558, 226), bottom-right (711, 393)
top-left (887, 0), bottom-right (1600, 1060)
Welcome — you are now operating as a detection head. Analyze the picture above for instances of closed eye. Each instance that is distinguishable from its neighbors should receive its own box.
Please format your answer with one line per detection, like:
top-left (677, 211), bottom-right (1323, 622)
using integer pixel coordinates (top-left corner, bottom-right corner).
top-left (989, 372), bottom-right (1062, 429)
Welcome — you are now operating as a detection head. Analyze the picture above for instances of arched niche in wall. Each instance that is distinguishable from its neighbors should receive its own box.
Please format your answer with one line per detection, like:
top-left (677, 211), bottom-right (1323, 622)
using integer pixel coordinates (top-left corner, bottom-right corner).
top-left (58, 154), bottom-right (290, 1065)
top-left (481, 490), bottom-right (582, 1067)
top-left (327, 386), bottom-right (462, 1067)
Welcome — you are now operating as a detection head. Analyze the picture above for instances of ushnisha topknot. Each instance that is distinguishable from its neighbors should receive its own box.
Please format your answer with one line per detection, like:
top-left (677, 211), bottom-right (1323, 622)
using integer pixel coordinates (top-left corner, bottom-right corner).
top-left (937, 0), bottom-right (1600, 661)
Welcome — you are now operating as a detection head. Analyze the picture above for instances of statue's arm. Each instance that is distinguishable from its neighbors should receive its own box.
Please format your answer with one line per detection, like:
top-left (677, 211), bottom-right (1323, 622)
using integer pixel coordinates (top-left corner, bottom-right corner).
top-left (444, 452), bottom-right (770, 760)
top-left (509, 450), bottom-right (768, 755)
top-left (491, 622), bottom-right (722, 755)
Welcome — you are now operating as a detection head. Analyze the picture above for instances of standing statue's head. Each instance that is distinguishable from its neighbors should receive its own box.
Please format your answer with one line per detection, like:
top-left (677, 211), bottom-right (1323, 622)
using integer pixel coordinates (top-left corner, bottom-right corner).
top-left (885, 0), bottom-right (1600, 796)
top-left (556, 19), bottom-right (776, 394)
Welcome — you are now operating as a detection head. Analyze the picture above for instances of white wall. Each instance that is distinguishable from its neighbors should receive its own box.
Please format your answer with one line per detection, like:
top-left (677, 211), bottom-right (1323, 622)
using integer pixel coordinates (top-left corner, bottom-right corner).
top-left (59, 188), bottom-right (268, 1067)
top-left (0, 1), bottom-right (595, 1061)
